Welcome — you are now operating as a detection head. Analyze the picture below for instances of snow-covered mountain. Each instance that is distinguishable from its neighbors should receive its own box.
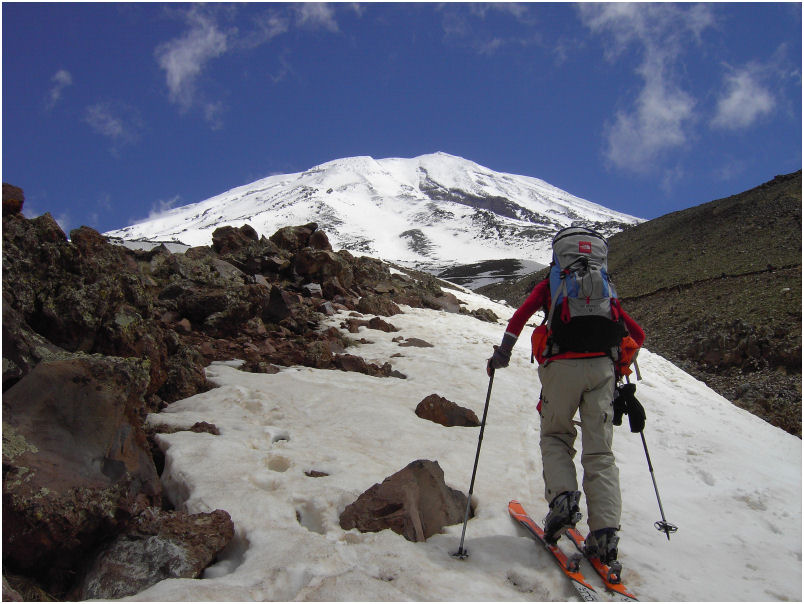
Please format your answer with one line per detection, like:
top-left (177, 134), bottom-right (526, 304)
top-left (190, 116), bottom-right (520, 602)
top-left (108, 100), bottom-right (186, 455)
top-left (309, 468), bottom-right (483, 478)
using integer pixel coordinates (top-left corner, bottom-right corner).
top-left (105, 153), bottom-right (641, 272)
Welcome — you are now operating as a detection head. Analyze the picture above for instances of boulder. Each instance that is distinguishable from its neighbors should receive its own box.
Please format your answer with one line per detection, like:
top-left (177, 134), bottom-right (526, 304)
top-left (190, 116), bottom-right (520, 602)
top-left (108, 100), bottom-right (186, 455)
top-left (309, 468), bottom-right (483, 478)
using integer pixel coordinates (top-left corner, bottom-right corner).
top-left (340, 316), bottom-right (399, 334)
top-left (339, 460), bottom-right (469, 542)
top-left (2, 295), bottom-right (69, 390)
top-left (211, 224), bottom-right (259, 255)
top-left (2, 356), bottom-right (160, 586)
top-left (333, 354), bottom-right (406, 379)
top-left (2, 183), bottom-right (24, 215)
top-left (78, 508), bottom-right (234, 600)
top-left (294, 248), bottom-right (354, 289)
top-left (415, 394), bottom-right (480, 427)
top-left (356, 294), bottom-right (402, 317)
top-left (269, 222), bottom-right (318, 252)
top-left (70, 226), bottom-right (108, 255)
top-left (309, 229), bottom-right (332, 251)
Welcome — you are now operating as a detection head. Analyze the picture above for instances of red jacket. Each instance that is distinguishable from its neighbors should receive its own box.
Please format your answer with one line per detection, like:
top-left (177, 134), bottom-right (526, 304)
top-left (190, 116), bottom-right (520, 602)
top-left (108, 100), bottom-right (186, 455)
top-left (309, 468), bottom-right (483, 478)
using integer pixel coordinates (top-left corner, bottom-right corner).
top-left (505, 278), bottom-right (645, 361)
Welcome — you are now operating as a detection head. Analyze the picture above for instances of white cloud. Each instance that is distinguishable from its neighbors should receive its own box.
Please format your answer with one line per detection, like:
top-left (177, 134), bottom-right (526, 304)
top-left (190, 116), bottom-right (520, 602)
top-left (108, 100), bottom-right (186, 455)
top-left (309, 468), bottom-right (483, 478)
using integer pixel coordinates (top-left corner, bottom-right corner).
top-left (46, 69), bottom-right (73, 110)
top-left (711, 65), bottom-right (776, 130)
top-left (146, 195), bottom-right (182, 221)
top-left (294, 3), bottom-right (339, 32)
top-left (239, 10), bottom-right (290, 50)
top-left (439, 4), bottom-right (540, 54)
top-left (579, 3), bottom-right (716, 173)
top-left (84, 101), bottom-right (143, 149)
top-left (155, 7), bottom-right (229, 115)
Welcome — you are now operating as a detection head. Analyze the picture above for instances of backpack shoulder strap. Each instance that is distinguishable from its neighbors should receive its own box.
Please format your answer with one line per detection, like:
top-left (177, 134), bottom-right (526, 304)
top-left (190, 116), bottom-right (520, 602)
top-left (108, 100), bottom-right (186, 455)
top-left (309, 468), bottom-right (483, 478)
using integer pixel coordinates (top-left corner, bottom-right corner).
top-left (546, 278), bottom-right (566, 329)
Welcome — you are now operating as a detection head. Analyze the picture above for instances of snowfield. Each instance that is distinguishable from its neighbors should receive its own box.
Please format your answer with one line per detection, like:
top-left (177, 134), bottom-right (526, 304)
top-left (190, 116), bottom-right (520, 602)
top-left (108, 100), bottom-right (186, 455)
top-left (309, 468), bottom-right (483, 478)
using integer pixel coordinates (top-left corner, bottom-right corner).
top-left (132, 287), bottom-right (801, 602)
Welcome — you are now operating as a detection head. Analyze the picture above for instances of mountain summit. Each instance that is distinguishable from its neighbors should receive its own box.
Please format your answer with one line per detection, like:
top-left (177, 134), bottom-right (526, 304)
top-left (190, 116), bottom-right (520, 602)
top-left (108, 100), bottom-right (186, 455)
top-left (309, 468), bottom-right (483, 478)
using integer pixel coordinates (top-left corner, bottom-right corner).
top-left (105, 152), bottom-right (641, 270)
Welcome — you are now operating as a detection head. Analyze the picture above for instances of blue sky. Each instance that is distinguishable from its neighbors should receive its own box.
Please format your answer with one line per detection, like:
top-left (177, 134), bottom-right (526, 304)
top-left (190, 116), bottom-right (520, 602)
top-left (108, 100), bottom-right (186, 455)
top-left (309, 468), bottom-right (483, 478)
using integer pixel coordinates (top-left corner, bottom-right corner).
top-left (3, 3), bottom-right (801, 235)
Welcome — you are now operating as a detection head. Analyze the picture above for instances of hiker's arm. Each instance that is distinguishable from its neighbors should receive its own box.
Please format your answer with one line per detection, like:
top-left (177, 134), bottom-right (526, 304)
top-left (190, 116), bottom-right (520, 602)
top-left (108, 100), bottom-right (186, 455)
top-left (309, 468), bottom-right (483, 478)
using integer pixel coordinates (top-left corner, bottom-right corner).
top-left (621, 309), bottom-right (645, 348)
top-left (488, 279), bottom-right (549, 373)
top-left (506, 279), bottom-right (549, 338)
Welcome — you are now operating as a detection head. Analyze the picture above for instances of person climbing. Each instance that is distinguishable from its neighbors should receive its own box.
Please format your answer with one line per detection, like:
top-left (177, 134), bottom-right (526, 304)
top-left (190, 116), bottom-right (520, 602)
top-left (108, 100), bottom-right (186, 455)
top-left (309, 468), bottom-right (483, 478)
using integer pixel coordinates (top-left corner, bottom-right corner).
top-left (487, 226), bottom-right (645, 566)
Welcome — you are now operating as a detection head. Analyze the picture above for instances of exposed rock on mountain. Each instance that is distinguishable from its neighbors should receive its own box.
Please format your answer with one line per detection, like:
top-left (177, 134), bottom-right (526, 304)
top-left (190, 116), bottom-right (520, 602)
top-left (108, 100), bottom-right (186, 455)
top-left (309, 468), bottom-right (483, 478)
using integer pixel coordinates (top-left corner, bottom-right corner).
top-left (2, 182), bottom-right (499, 599)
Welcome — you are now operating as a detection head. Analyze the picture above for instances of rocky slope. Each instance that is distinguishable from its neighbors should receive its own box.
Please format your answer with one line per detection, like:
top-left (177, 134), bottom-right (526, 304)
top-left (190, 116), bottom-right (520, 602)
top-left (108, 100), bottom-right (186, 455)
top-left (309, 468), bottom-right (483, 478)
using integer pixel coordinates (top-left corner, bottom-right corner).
top-left (477, 171), bottom-right (802, 436)
top-left (2, 184), bottom-right (497, 600)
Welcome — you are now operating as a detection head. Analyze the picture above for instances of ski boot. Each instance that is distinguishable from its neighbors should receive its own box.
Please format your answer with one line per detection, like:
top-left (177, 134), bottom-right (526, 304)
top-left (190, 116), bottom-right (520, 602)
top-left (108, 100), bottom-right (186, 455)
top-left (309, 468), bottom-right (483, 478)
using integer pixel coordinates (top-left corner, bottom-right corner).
top-left (584, 527), bottom-right (622, 583)
top-left (543, 490), bottom-right (582, 544)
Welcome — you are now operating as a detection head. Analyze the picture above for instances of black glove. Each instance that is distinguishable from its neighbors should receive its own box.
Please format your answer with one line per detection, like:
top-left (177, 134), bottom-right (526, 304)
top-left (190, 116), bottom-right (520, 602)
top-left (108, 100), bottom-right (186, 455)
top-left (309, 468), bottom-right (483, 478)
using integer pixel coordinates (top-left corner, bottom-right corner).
top-left (487, 332), bottom-right (517, 374)
top-left (612, 386), bottom-right (628, 426)
top-left (612, 383), bottom-right (646, 433)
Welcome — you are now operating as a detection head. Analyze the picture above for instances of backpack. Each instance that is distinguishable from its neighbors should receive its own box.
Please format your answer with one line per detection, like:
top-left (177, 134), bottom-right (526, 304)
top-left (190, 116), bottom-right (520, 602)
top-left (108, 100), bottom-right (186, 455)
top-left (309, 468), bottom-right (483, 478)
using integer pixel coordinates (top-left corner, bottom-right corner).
top-left (541, 226), bottom-right (626, 357)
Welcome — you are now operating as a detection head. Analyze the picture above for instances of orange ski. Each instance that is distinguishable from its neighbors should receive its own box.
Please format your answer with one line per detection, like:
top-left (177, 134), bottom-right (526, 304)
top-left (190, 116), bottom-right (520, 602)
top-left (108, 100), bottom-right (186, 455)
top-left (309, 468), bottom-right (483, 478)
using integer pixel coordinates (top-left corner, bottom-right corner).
top-left (508, 500), bottom-right (600, 602)
top-left (566, 527), bottom-right (638, 601)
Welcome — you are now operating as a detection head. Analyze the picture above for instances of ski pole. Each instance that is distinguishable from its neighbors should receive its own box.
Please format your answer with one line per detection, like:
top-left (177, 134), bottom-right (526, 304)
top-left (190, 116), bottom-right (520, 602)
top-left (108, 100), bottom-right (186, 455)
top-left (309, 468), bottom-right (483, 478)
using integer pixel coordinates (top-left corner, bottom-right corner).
top-left (624, 374), bottom-right (677, 540)
top-left (640, 428), bottom-right (678, 540)
top-left (452, 369), bottom-right (495, 559)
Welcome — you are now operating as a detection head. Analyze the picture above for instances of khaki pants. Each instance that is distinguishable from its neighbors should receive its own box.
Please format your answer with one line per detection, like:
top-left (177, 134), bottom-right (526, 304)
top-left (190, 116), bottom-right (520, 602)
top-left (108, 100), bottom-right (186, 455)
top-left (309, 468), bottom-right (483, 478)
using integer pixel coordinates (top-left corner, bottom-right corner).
top-left (538, 357), bottom-right (620, 531)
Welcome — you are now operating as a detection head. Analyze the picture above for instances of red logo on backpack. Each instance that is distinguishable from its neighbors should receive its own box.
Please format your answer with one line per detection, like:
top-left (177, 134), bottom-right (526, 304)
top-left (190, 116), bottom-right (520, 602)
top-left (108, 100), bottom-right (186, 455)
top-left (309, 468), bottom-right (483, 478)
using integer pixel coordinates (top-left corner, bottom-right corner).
top-left (579, 241), bottom-right (592, 254)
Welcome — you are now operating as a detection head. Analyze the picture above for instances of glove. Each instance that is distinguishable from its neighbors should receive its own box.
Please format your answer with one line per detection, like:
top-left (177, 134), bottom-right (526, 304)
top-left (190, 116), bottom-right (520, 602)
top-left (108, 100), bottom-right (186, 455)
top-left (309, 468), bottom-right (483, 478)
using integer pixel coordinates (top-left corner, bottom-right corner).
top-left (612, 383), bottom-right (646, 433)
top-left (487, 332), bottom-right (517, 375)
top-left (612, 386), bottom-right (628, 426)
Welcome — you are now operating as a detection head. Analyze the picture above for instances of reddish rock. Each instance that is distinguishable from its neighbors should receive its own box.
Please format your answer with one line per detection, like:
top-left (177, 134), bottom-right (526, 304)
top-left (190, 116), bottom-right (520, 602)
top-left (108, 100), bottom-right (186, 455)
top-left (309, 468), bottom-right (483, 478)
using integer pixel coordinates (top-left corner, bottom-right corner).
top-left (309, 229), bottom-right (332, 250)
top-left (356, 294), bottom-right (402, 317)
top-left (415, 394), bottom-right (480, 427)
top-left (211, 224), bottom-right (259, 254)
top-left (2, 356), bottom-right (160, 586)
top-left (269, 222), bottom-right (318, 252)
top-left (70, 226), bottom-right (108, 254)
top-left (341, 316), bottom-right (399, 333)
top-left (397, 337), bottom-right (434, 348)
top-left (294, 248), bottom-right (354, 289)
top-left (3, 183), bottom-right (24, 215)
top-left (339, 460), bottom-right (470, 542)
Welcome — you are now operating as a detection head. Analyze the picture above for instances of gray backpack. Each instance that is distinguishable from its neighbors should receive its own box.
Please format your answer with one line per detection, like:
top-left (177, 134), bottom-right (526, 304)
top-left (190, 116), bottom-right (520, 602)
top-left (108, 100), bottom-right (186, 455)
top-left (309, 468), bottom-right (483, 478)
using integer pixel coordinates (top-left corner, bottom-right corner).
top-left (546, 226), bottom-right (625, 354)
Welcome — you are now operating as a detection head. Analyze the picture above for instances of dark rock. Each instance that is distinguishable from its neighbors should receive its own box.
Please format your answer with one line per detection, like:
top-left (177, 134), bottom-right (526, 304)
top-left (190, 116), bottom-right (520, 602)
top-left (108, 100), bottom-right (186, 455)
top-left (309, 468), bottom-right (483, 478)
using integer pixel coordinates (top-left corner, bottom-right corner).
top-left (339, 459), bottom-right (470, 542)
top-left (211, 225), bottom-right (259, 255)
top-left (427, 291), bottom-right (463, 313)
top-left (269, 222), bottom-right (318, 252)
top-left (3, 183), bottom-right (24, 215)
top-left (2, 576), bottom-right (23, 602)
top-left (239, 360), bottom-right (281, 374)
top-left (332, 354), bottom-right (405, 379)
top-left (70, 226), bottom-right (108, 254)
top-left (461, 307), bottom-right (500, 323)
top-left (2, 295), bottom-right (69, 390)
top-left (2, 356), bottom-right (160, 587)
top-left (397, 337), bottom-right (434, 348)
top-left (415, 394), bottom-right (480, 427)
top-left (294, 248), bottom-right (354, 289)
top-left (341, 316), bottom-right (399, 334)
top-left (309, 229), bottom-right (332, 251)
top-left (78, 508), bottom-right (234, 600)
top-left (263, 286), bottom-right (295, 323)
top-left (356, 294), bottom-right (402, 317)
